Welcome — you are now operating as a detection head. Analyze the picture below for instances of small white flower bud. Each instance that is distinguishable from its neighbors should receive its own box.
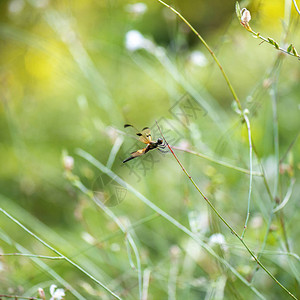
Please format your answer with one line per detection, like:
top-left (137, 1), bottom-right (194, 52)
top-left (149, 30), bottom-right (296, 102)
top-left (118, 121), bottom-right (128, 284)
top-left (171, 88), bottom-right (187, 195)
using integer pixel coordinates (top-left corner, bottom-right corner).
top-left (63, 155), bottom-right (74, 171)
top-left (241, 8), bottom-right (251, 24)
top-left (38, 288), bottom-right (46, 300)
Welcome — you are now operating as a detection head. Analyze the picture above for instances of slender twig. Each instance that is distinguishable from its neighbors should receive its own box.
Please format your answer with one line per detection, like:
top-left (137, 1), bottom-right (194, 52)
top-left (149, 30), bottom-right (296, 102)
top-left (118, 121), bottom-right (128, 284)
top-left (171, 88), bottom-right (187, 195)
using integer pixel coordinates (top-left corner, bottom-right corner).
top-left (76, 149), bottom-right (266, 299)
top-left (241, 114), bottom-right (253, 239)
top-left (273, 178), bottom-right (295, 213)
top-left (0, 253), bottom-right (64, 260)
top-left (155, 0), bottom-right (257, 242)
top-left (248, 30), bottom-right (298, 58)
top-left (293, 0), bottom-right (300, 15)
top-left (155, 122), bottom-right (298, 300)
top-left (236, 2), bottom-right (300, 59)
top-left (168, 246), bottom-right (180, 300)
top-left (155, 0), bottom-right (242, 111)
top-left (270, 86), bottom-right (279, 199)
top-left (280, 210), bottom-right (291, 252)
top-left (259, 250), bottom-right (300, 260)
top-left (252, 138), bottom-right (274, 203)
top-left (270, 75), bottom-right (292, 253)
top-left (250, 204), bottom-right (276, 284)
top-left (0, 232), bottom-right (85, 300)
top-left (89, 213), bottom-right (159, 248)
top-left (0, 207), bottom-right (121, 300)
top-left (106, 136), bottom-right (124, 169)
top-left (171, 146), bottom-right (262, 176)
top-left (279, 131), bottom-right (300, 165)
top-left (142, 269), bottom-right (151, 300)
top-left (73, 180), bottom-right (142, 300)
top-left (249, 141), bottom-right (276, 283)
top-left (0, 296), bottom-right (38, 300)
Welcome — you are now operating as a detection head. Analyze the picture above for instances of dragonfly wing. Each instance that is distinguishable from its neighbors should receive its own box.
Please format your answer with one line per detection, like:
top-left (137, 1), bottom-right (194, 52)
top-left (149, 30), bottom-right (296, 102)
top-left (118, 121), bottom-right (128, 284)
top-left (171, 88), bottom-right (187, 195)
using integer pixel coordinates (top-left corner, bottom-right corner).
top-left (124, 124), bottom-right (151, 144)
top-left (123, 147), bottom-right (147, 163)
top-left (140, 127), bottom-right (152, 143)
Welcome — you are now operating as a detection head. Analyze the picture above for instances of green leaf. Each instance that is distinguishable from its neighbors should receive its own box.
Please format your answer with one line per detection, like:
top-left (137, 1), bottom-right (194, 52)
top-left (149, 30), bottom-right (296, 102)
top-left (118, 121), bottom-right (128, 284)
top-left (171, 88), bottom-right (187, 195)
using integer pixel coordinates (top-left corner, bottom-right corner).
top-left (267, 37), bottom-right (276, 46)
top-left (274, 42), bottom-right (279, 49)
top-left (235, 2), bottom-right (241, 20)
top-left (292, 46), bottom-right (299, 56)
top-left (287, 44), bottom-right (293, 53)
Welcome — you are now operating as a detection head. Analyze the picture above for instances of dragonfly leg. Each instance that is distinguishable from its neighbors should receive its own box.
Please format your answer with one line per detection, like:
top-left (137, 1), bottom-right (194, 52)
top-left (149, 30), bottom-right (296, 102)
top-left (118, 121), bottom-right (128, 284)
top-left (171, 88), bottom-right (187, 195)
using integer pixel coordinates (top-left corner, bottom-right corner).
top-left (157, 147), bottom-right (169, 153)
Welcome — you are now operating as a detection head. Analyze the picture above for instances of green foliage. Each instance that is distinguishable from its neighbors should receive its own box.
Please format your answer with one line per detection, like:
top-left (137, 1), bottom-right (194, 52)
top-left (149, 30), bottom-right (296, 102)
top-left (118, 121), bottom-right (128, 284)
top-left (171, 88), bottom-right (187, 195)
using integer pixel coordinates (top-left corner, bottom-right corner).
top-left (235, 1), bottom-right (241, 21)
top-left (0, 1), bottom-right (299, 300)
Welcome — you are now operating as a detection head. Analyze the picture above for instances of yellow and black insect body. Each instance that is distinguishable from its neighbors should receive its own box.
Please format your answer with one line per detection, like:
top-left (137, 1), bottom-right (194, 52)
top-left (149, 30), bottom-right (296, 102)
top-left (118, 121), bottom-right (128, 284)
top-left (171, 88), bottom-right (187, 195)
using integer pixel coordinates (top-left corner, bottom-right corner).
top-left (123, 124), bottom-right (166, 163)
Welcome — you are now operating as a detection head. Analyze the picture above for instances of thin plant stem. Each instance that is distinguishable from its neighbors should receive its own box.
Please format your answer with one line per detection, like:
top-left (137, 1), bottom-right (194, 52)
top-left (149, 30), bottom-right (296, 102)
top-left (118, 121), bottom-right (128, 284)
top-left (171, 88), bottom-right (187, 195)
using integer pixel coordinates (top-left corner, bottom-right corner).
top-left (0, 207), bottom-right (122, 300)
top-left (106, 136), bottom-right (124, 169)
top-left (270, 86), bottom-right (279, 199)
top-left (0, 296), bottom-right (38, 300)
top-left (88, 213), bottom-right (159, 250)
top-left (259, 250), bottom-right (300, 260)
top-left (73, 180), bottom-right (142, 300)
top-left (155, 122), bottom-right (298, 300)
top-left (293, 0), bottom-right (300, 14)
top-left (250, 204), bottom-right (276, 284)
top-left (168, 247), bottom-right (180, 300)
top-left (0, 253), bottom-right (64, 260)
top-left (252, 142), bottom-right (274, 203)
top-left (236, 0), bottom-right (300, 60)
top-left (76, 148), bottom-right (266, 300)
top-left (273, 179), bottom-right (295, 213)
top-left (241, 114), bottom-right (253, 239)
top-left (155, 0), bottom-right (242, 111)
top-left (250, 141), bottom-right (295, 284)
top-left (270, 76), bottom-right (292, 253)
top-left (142, 269), bottom-right (151, 300)
top-left (171, 146), bottom-right (262, 177)
top-left (279, 131), bottom-right (300, 165)
top-left (155, 0), bottom-right (256, 241)
top-left (249, 141), bottom-right (275, 283)
top-left (250, 31), bottom-right (298, 58)
top-left (280, 211), bottom-right (291, 252)
top-left (0, 231), bottom-right (86, 300)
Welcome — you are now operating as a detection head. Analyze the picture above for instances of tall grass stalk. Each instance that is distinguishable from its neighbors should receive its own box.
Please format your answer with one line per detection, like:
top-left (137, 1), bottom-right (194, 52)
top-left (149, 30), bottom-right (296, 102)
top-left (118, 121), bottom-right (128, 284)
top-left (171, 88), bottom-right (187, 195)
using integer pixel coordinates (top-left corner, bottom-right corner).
top-left (76, 148), bottom-right (268, 300)
top-left (155, 122), bottom-right (297, 300)
top-left (0, 207), bottom-right (121, 300)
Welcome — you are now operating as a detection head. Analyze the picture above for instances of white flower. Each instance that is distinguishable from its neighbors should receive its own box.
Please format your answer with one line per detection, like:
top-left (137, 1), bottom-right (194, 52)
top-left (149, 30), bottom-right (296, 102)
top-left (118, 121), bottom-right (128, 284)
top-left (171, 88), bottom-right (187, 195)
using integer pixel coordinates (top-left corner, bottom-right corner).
top-left (241, 8), bottom-right (251, 24)
top-left (125, 30), bottom-right (155, 52)
top-left (50, 284), bottom-right (65, 300)
top-left (125, 3), bottom-right (147, 16)
top-left (189, 50), bottom-right (208, 67)
top-left (208, 233), bottom-right (228, 252)
top-left (38, 288), bottom-right (45, 300)
top-left (63, 155), bottom-right (74, 171)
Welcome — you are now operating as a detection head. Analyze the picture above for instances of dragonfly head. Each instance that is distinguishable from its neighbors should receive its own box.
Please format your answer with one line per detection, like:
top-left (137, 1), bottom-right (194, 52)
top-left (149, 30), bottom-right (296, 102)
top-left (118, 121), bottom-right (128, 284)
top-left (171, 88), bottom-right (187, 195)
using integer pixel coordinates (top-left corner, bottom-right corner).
top-left (157, 138), bottom-right (163, 145)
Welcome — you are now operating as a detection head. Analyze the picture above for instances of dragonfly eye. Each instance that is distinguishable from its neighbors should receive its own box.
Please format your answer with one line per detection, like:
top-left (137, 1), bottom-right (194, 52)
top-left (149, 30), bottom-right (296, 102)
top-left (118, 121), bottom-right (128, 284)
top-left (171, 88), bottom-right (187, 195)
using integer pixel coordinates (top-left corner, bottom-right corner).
top-left (157, 138), bottom-right (163, 144)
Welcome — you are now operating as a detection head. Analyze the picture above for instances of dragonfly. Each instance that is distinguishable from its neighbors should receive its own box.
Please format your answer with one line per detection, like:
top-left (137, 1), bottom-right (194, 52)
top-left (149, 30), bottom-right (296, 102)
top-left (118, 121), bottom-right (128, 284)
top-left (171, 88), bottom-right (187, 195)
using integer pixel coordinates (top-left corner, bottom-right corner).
top-left (123, 124), bottom-right (168, 163)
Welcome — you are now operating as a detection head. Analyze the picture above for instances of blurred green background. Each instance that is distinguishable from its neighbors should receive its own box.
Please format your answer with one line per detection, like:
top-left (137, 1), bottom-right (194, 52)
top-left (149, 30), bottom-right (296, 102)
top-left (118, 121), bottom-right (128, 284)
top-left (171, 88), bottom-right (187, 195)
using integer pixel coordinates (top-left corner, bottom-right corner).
top-left (0, 0), bottom-right (299, 299)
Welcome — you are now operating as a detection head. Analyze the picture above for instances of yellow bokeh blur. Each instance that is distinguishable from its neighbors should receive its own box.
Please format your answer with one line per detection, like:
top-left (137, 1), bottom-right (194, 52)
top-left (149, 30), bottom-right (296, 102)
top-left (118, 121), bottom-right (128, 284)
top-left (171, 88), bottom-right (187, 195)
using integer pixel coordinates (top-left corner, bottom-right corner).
top-left (24, 47), bottom-right (54, 80)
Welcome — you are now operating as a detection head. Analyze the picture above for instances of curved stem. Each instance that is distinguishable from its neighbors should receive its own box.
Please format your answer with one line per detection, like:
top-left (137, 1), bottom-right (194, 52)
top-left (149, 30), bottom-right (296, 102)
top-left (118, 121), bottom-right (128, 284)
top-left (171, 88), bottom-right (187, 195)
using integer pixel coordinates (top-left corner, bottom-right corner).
top-left (241, 115), bottom-right (253, 239)
top-left (172, 146), bottom-right (262, 176)
top-left (0, 207), bottom-right (121, 300)
top-left (76, 148), bottom-right (266, 299)
top-left (155, 0), bottom-right (242, 111)
top-left (155, 122), bottom-right (298, 300)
